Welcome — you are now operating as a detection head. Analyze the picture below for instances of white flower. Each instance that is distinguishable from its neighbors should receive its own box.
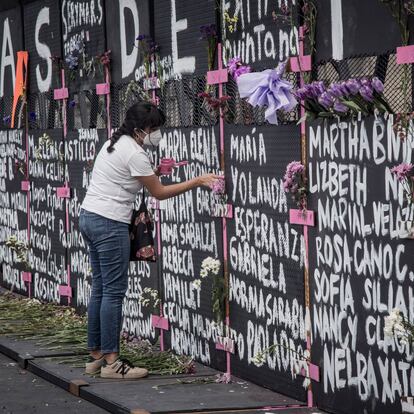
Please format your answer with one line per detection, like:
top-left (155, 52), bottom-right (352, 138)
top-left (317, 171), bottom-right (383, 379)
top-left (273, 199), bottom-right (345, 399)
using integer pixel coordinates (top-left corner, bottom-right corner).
top-left (384, 308), bottom-right (404, 338)
top-left (201, 257), bottom-right (221, 275)
top-left (302, 377), bottom-right (311, 389)
top-left (252, 353), bottom-right (266, 367)
top-left (192, 279), bottom-right (202, 289)
top-left (200, 269), bottom-right (208, 278)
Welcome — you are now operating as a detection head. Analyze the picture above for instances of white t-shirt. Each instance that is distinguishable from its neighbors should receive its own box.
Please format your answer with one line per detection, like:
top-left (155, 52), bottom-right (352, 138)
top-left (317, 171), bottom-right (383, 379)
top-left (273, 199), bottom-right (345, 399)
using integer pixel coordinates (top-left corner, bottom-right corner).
top-left (81, 135), bottom-right (155, 223)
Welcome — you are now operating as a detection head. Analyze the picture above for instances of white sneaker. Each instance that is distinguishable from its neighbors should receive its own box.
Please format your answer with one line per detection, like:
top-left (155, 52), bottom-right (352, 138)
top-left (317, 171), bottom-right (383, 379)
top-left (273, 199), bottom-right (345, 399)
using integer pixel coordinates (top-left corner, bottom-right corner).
top-left (100, 358), bottom-right (148, 379)
top-left (85, 355), bottom-right (105, 375)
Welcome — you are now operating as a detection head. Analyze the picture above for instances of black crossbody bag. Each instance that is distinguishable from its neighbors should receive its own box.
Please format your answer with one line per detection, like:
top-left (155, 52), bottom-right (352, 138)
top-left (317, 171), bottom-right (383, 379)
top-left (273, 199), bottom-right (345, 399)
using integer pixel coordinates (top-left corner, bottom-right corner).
top-left (129, 189), bottom-right (157, 262)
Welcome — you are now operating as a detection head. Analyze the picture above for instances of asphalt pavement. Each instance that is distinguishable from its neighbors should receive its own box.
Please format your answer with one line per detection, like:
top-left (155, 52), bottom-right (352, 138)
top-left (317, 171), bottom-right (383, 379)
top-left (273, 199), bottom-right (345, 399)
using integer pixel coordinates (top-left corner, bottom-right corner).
top-left (0, 353), bottom-right (107, 414)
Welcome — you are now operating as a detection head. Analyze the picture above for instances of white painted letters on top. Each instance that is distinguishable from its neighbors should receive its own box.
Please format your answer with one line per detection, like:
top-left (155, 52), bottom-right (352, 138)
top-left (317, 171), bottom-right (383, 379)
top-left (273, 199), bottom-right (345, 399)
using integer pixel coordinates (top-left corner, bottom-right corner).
top-left (331, 0), bottom-right (343, 60)
top-left (0, 18), bottom-right (15, 98)
top-left (119, 0), bottom-right (139, 79)
top-left (171, 0), bottom-right (195, 75)
top-left (35, 7), bottom-right (53, 92)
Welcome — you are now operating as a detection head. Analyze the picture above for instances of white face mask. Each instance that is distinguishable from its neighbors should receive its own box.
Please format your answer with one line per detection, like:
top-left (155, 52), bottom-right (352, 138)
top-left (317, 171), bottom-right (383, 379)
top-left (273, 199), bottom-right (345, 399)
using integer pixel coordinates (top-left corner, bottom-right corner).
top-left (143, 129), bottom-right (163, 146)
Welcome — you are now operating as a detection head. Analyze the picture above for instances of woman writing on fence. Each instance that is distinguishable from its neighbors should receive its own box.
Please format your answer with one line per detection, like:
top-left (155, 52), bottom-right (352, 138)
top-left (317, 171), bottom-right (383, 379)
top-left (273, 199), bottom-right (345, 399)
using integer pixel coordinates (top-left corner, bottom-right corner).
top-left (79, 101), bottom-right (220, 379)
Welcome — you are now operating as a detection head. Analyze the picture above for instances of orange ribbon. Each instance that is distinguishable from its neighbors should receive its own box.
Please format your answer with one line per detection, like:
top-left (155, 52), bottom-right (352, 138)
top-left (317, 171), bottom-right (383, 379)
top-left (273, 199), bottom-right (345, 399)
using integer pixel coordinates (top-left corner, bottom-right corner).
top-left (11, 51), bottom-right (29, 128)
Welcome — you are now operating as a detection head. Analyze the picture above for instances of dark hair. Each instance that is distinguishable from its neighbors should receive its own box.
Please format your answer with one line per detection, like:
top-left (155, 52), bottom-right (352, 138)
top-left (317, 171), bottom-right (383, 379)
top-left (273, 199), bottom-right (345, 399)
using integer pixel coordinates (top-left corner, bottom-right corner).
top-left (107, 101), bottom-right (166, 153)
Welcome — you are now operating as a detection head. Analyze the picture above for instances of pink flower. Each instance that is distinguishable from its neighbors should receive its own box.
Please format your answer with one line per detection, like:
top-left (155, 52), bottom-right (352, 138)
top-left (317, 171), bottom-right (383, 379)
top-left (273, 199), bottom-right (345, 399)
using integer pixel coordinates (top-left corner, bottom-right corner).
top-left (391, 163), bottom-right (414, 182)
top-left (210, 177), bottom-right (225, 194)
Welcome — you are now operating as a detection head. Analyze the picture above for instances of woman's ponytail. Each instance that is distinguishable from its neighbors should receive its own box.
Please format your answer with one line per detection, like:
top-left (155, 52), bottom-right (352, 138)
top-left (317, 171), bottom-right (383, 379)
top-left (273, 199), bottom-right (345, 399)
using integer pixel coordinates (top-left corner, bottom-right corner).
top-left (107, 124), bottom-right (129, 153)
top-left (106, 101), bottom-right (166, 153)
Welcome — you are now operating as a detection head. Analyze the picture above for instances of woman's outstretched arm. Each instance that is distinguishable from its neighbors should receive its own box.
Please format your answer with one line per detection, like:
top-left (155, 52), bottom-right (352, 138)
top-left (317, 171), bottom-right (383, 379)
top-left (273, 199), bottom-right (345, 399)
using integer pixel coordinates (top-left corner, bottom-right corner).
top-left (137, 173), bottom-right (222, 201)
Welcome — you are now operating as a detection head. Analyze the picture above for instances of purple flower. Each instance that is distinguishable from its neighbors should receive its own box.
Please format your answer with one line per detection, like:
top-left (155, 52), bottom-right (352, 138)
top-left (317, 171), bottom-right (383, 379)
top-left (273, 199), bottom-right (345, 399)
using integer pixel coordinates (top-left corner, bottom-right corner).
top-left (69, 100), bottom-right (76, 108)
top-left (318, 92), bottom-right (334, 109)
top-left (329, 83), bottom-right (345, 98)
top-left (391, 163), bottom-right (414, 182)
top-left (333, 100), bottom-right (348, 113)
top-left (313, 81), bottom-right (326, 96)
top-left (228, 57), bottom-right (241, 75)
top-left (372, 77), bottom-right (384, 94)
top-left (234, 65), bottom-right (251, 79)
top-left (295, 87), bottom-right (309, 100)
top-left (3, 115), bottom-right (11, 124)
top-left (65, 54), bottom-right (79, 70)
top-left (345, 79), bottom-right (360, 95)
top-left (29, 112), bottom-right (36, 121)
top-left (283, 161), bottom-right (305, 194)
top-left (200, 24), bottom-right (217, 39)
top-left (136, 34), bottom-right (146, 41)
top-left (360, 78), bottom-right (371, 87)
top-left (280, 4), bottom-right (290, 15)
top-left (359, 85), bottom-right (374, 102)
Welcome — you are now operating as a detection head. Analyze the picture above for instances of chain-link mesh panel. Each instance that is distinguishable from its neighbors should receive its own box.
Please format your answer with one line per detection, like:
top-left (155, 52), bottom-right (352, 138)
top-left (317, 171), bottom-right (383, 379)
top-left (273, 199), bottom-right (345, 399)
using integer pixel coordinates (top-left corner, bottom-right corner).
top-left (313, 52), bottom-right (410, 113)
top-left (0, 96), bottom-right (14, 129)
top-left (27, 91), bottom-right (63, 130)
top-left (110, 80), bottom-right (149, 129)
top-left (158, 76), bottom-right (219, 128)
top-left (22, 52), bottom-right (407, 132)
top-left (67, 90), bottom-right (107, 130)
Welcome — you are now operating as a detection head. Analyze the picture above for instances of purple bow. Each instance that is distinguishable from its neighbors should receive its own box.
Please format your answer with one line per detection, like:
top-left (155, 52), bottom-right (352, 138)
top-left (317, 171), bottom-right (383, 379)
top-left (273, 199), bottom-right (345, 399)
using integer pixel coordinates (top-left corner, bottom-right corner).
top-left (236, 62), bottom-right (297, 124)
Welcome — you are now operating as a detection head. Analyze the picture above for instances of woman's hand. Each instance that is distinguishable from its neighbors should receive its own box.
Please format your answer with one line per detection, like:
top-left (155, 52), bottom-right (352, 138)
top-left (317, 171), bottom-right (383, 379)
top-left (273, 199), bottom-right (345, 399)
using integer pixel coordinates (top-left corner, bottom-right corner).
top-left (196, 174), bottom-right (224, 188)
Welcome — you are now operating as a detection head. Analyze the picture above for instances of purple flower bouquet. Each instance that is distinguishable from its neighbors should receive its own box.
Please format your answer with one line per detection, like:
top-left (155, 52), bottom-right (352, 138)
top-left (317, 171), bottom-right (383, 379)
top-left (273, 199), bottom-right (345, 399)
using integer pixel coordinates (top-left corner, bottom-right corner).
top-left (283, 161), bottom-right (307, 210)
top-left (296, 77), bottom-right (392, 122)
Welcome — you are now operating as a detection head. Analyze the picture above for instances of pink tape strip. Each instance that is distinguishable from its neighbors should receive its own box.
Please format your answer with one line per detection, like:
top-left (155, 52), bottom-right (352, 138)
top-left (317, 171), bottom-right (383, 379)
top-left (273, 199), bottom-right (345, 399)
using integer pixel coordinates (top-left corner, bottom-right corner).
top-left (25, 126), bottom-right (30, 298)
top-left (56, 186), bottom-right (71, 198)
top-left (297, 25), bottom-right (313, 408)
top-left (54, 87), bottom-right (69, 100)
top-left (61, 70), bottom-right (67, 138)
top-left (215, 336), bottom-right (235, 353)
top-left (289, 209), bottom-right (315, 226)
top-left (207, 68), bottom-right (228, 85)
top-left (59, 285), bottom-right (72, 297)
top-left (397, 45), bottom-right (414, 64)
top-left (105, 67), bottom-right (112, 141)
top-left (212, 203), bottom-right (233, 218)
top-left (96, 82), bottom-right (110, 95)
top-left (309, 363), bottom-right (320, 382)
top-left (151, 315), bottom-right (169, 330)
top-left (22, 272), bottom-right (32, 283)
top-left (21, 180), bottom-right (30, 191)
top-left (289, 55), bottom-right (312, 72)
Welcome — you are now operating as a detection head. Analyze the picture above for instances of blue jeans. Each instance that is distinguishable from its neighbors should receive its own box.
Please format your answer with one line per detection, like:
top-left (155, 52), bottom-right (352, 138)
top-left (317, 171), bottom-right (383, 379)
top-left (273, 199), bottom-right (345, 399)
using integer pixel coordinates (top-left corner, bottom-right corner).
top-left (79, 209), bottom-right (130, 354)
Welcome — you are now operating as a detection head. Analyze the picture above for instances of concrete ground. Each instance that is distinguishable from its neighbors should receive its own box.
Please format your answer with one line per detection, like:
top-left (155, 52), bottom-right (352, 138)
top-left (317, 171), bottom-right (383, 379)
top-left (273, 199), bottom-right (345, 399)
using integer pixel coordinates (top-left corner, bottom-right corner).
top-left (0, 353), bottom-right (107, 414)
